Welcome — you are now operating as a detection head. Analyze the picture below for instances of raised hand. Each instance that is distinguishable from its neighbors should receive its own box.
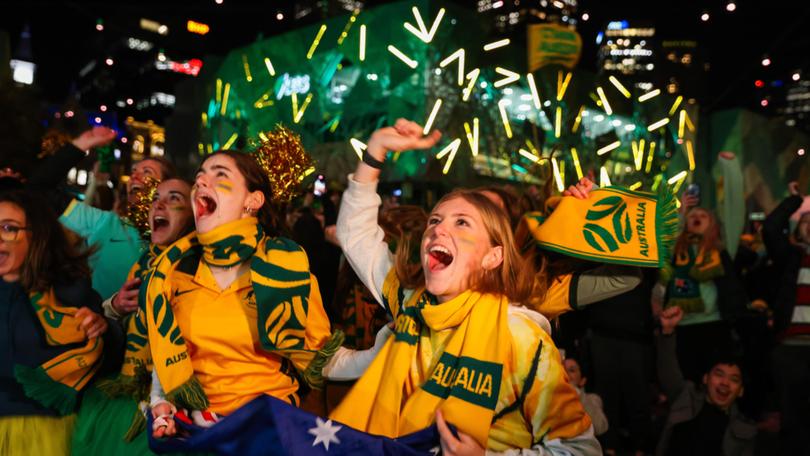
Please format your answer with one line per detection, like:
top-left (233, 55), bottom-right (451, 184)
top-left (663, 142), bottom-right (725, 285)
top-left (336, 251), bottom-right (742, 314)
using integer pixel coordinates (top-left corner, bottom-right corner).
top-left (366, 119), bottom-right (442, 161)
top-left (659, 306), bottom-right (684, 335)
top-left (72, 127), bottom-right (117, 152)
top-left (75, 307), bottom-right (108, 339)
top-left (563, 177), bottom-right (596, 199)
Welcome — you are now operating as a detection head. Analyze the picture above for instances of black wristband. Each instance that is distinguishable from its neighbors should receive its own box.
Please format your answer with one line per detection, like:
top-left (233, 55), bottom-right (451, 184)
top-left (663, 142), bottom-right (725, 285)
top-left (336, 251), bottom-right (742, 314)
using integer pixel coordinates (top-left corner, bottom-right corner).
top-left (362, 151), bottom-right (385, 170)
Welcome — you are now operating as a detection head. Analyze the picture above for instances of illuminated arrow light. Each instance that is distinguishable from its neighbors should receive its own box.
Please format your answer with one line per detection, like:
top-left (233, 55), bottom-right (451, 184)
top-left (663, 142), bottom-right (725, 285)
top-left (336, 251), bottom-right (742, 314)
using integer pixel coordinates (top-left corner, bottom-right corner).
top-left (464, 118), bottom-right (479, 156)
top-left (387, 45), bottom-right (417, 69)
top-left (404, 7), bottom-right (445, 43)
top-left (596, 86), bottom-right (612, 115)
top-left (527, 73), bottom-right (542, 109)
top-left (483, 38), bottom-right (510, 51)
top-left (519, 148), bottom-right (540, 163)
top-left (493, 67), bottom-right (520, 88)
top-left (597, 140), bottom-right (621, 156)
top-left (307, 25), bottom-right (328, 60)
top-left (497, 99), bottom-right (513, 138)
top-left (423, 98), bottom-right (442, 134)
top-left (647, 118), bottom-right (670, 131)
top-left (350, 138), bottom-right (367, 159)
top-left (600, 166), bottom-right (612, 187)
top-left (608, 76), bottom-right (631, 98)
top-left (436, 138), bottom-right (462, 174)
top-left (638, 88), bottom-right (661, 102)
top-left (439, 49), bottom-right (465, 86)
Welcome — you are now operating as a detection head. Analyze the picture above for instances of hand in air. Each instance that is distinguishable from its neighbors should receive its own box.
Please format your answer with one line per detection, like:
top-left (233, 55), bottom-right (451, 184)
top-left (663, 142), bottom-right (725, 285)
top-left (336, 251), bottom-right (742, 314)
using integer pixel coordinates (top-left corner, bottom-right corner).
top-left (72, 126), bottom-right (117, 151)
top-left (365, 119), bottom-right (442, 160)
top-left (659, 306), bottom-right (684, 335)
top-left (563, 178), bottom-right (595, 199)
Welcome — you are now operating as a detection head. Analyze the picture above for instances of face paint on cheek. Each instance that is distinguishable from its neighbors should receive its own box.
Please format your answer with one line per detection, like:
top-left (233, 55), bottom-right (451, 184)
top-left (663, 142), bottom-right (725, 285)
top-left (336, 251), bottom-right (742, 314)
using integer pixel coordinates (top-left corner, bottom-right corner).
top-left (456, 233), bottom-right (478, 250)
top-left (168, 205), bottom-right (188, 212)
top-left (215, 180), bottom-right (234, 194)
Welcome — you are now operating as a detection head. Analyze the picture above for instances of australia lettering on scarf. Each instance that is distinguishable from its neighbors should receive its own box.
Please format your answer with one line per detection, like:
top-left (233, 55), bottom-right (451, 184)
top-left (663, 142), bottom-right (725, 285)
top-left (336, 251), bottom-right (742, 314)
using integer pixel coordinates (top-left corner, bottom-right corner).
top-left (165, 351), bottom-right (188, 366)
top-left (636, 202), bottom-right (649, 257)
top-left (423, 352), bottom-right (502, 410)
top-left (394, 311), bottom-right (420, 344)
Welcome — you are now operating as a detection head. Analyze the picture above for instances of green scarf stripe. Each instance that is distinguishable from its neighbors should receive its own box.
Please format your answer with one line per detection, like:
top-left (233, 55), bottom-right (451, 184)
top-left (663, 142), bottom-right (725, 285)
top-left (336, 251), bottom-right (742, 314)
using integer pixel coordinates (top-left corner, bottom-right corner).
top-left (263, 236), bottom-right (304, 253)
top-left (43, 337), bottom-right (101, 371)
top-left (251, 257), bottom-right (312, 283)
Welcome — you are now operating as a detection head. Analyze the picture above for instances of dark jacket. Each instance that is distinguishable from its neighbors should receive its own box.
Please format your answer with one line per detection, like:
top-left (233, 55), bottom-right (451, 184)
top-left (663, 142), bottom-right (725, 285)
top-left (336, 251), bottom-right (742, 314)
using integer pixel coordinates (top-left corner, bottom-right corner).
top-left (655, 333), bottom-right (756, 456)
top-left (0, 277), bottom-right (124, 416)
top-left (762, 194), bottom-right (805, 334)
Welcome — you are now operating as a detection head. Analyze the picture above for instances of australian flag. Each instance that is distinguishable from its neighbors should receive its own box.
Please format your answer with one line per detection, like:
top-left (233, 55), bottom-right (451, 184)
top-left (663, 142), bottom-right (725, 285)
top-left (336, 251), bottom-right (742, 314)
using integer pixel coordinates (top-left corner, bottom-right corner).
top-left (147, 395), bottom-right (445, 455)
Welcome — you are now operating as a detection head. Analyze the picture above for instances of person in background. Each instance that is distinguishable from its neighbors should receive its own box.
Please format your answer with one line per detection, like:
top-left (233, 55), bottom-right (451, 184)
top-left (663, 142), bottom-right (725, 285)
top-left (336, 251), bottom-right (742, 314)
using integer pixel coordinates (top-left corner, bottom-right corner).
top-left (71, 178), bottom-right (196, 456)
top-left (655, 306), bottom-right (755, 456)
top-left (586, 268), bottom-right (656, 456)
top-left (0, 190), bottom-right (121, 455)
top-left (59, 154), bottom-right (175, 299)
top-left (761, 181), bottom-right (810, 455)
top-left (660, 193), bottom-right (747, 383)
top-left (563, 356), bottom-right (609, 437)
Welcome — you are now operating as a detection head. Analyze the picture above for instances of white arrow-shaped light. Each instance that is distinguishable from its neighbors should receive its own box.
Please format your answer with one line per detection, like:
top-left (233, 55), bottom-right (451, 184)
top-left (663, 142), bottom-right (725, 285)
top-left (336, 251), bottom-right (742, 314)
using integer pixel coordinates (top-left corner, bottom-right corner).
top-left (404, 7), bottom-right (445, 43)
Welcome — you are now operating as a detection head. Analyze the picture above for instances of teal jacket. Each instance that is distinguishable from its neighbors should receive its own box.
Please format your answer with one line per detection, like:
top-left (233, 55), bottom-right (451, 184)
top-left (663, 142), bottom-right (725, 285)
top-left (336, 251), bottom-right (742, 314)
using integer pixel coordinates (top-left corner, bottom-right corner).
top-left (59, 200), bottom-right (145, 299)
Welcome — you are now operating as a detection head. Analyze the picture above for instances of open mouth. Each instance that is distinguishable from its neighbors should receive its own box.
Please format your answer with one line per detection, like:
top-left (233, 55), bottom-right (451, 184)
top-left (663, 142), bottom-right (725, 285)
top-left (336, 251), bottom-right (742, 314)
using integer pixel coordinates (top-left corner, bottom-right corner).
top-left (0, 252), bottom-right (8, 265)
top-left (195, 195), bottom-right (217, 219)
top-left (153, 216), bottom-right (169, 232)
top-left (427, 245), bottom-right (454, 272)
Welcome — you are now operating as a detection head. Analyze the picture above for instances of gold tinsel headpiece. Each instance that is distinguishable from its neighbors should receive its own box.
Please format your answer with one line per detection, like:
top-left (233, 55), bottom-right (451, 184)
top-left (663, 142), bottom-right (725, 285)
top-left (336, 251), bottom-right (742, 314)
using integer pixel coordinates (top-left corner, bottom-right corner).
top-left (251, 124), bottom-right (314, 204)
top-left (126, 176), bottom-right (160, 239)
top-left (39, 129), bottom-right (73, 158)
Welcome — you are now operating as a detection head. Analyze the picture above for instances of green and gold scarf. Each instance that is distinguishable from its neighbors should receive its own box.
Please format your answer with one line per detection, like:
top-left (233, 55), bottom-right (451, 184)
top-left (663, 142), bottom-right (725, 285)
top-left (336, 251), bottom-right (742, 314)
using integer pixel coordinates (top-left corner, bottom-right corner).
top-left (331, 270), bottom-right (509, 448)
top-left (662, 237), bottom-right (725, 314)
top-left (143, 217), bottom-right (341, 411)
top-left (14, 288), bottom-right (105, 415)
top-left (523, 185), bottom-right (678, 268)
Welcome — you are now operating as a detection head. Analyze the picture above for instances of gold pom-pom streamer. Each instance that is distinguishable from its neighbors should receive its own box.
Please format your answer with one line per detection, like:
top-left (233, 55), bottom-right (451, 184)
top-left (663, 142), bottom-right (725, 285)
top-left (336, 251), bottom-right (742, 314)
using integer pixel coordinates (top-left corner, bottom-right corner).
top-left (126, 176), bottom-right (159, 239)
top-left (251, 125), bottom-right (314, 204)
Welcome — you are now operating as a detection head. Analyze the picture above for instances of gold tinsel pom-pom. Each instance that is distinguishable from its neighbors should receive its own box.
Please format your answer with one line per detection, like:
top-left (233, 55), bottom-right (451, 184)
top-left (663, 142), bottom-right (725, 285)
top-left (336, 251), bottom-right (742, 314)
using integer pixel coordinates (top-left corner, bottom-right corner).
top-left (127, 176), bottom-right (159, 239)
top-left (251, 125), bottom-right (314, 204)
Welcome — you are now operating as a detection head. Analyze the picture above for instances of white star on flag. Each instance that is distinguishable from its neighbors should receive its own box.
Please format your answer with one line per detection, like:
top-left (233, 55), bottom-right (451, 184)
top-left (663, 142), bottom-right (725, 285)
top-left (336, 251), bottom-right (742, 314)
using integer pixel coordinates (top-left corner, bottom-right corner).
top-left (308, 417), bottom-right (342, 451)
top-left (429, 445), bottom-right (441, 455)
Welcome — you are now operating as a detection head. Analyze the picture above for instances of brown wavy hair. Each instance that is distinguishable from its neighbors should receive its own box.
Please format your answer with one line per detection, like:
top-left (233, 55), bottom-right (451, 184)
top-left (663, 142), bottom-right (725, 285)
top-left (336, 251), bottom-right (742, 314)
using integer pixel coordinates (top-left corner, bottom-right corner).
top-left (395, 189), bottom-right (534, 303)
top-left (0, 190), bottom-right (91, 292)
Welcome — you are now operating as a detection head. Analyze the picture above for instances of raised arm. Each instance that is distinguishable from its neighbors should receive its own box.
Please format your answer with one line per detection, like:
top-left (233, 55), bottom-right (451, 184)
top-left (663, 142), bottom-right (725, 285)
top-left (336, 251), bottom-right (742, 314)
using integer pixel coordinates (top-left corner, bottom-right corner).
top-left (336, 119), bottom-right (441, 305)
top-left (656, 306), bottom-right (687, 400)
top-left (762, 182), bottom-right (804, 262)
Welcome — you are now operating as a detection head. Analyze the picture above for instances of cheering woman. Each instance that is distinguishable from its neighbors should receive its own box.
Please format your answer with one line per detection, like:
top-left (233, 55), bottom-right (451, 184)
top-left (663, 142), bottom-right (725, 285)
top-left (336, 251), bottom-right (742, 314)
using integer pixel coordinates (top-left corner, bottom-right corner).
top-left (331, 120), bottom-right (600, 454)
top-left (143, 150), bottom-right (340, 437)
top-left (0, 190), bottom-right (117, 455)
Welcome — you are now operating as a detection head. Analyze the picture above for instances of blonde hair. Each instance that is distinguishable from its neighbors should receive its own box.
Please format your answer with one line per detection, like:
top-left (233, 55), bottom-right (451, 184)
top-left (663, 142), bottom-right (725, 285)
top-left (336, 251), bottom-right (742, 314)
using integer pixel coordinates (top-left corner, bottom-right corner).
top-left (395, 189), bottom-right (534, 303)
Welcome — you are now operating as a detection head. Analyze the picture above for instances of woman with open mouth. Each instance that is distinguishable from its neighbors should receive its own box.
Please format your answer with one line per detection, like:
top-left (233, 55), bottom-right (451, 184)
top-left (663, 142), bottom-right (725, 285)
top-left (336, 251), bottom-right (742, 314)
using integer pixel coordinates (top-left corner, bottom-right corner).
top-left (660, 201), bottom-right (744, 384)
top-left (330, 119), bottom-right (600, 454)
top-left (136, 150), bottom-right (378, 445)
top-left (0, 190), bottom-right (119, 455)
top-left (71, 178), bottom-right (195, 456)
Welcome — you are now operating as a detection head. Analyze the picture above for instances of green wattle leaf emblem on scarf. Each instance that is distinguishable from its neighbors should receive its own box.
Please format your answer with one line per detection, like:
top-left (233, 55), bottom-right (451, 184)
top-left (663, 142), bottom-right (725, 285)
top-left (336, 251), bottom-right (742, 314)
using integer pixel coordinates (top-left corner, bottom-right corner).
top-left (583, 196), bottom-right (632, 253)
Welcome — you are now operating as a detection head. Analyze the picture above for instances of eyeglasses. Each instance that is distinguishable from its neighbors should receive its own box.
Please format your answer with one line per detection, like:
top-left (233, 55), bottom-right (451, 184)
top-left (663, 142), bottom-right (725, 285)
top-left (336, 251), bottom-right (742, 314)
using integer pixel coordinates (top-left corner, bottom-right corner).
top-left (0, 224), bottom-right (30, 242)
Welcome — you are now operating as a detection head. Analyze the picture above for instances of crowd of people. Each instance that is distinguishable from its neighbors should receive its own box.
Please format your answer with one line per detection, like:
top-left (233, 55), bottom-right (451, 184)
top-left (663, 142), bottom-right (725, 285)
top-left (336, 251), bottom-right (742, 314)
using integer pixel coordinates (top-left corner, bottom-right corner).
top-left (0, 119), bottom-right (805, 455)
